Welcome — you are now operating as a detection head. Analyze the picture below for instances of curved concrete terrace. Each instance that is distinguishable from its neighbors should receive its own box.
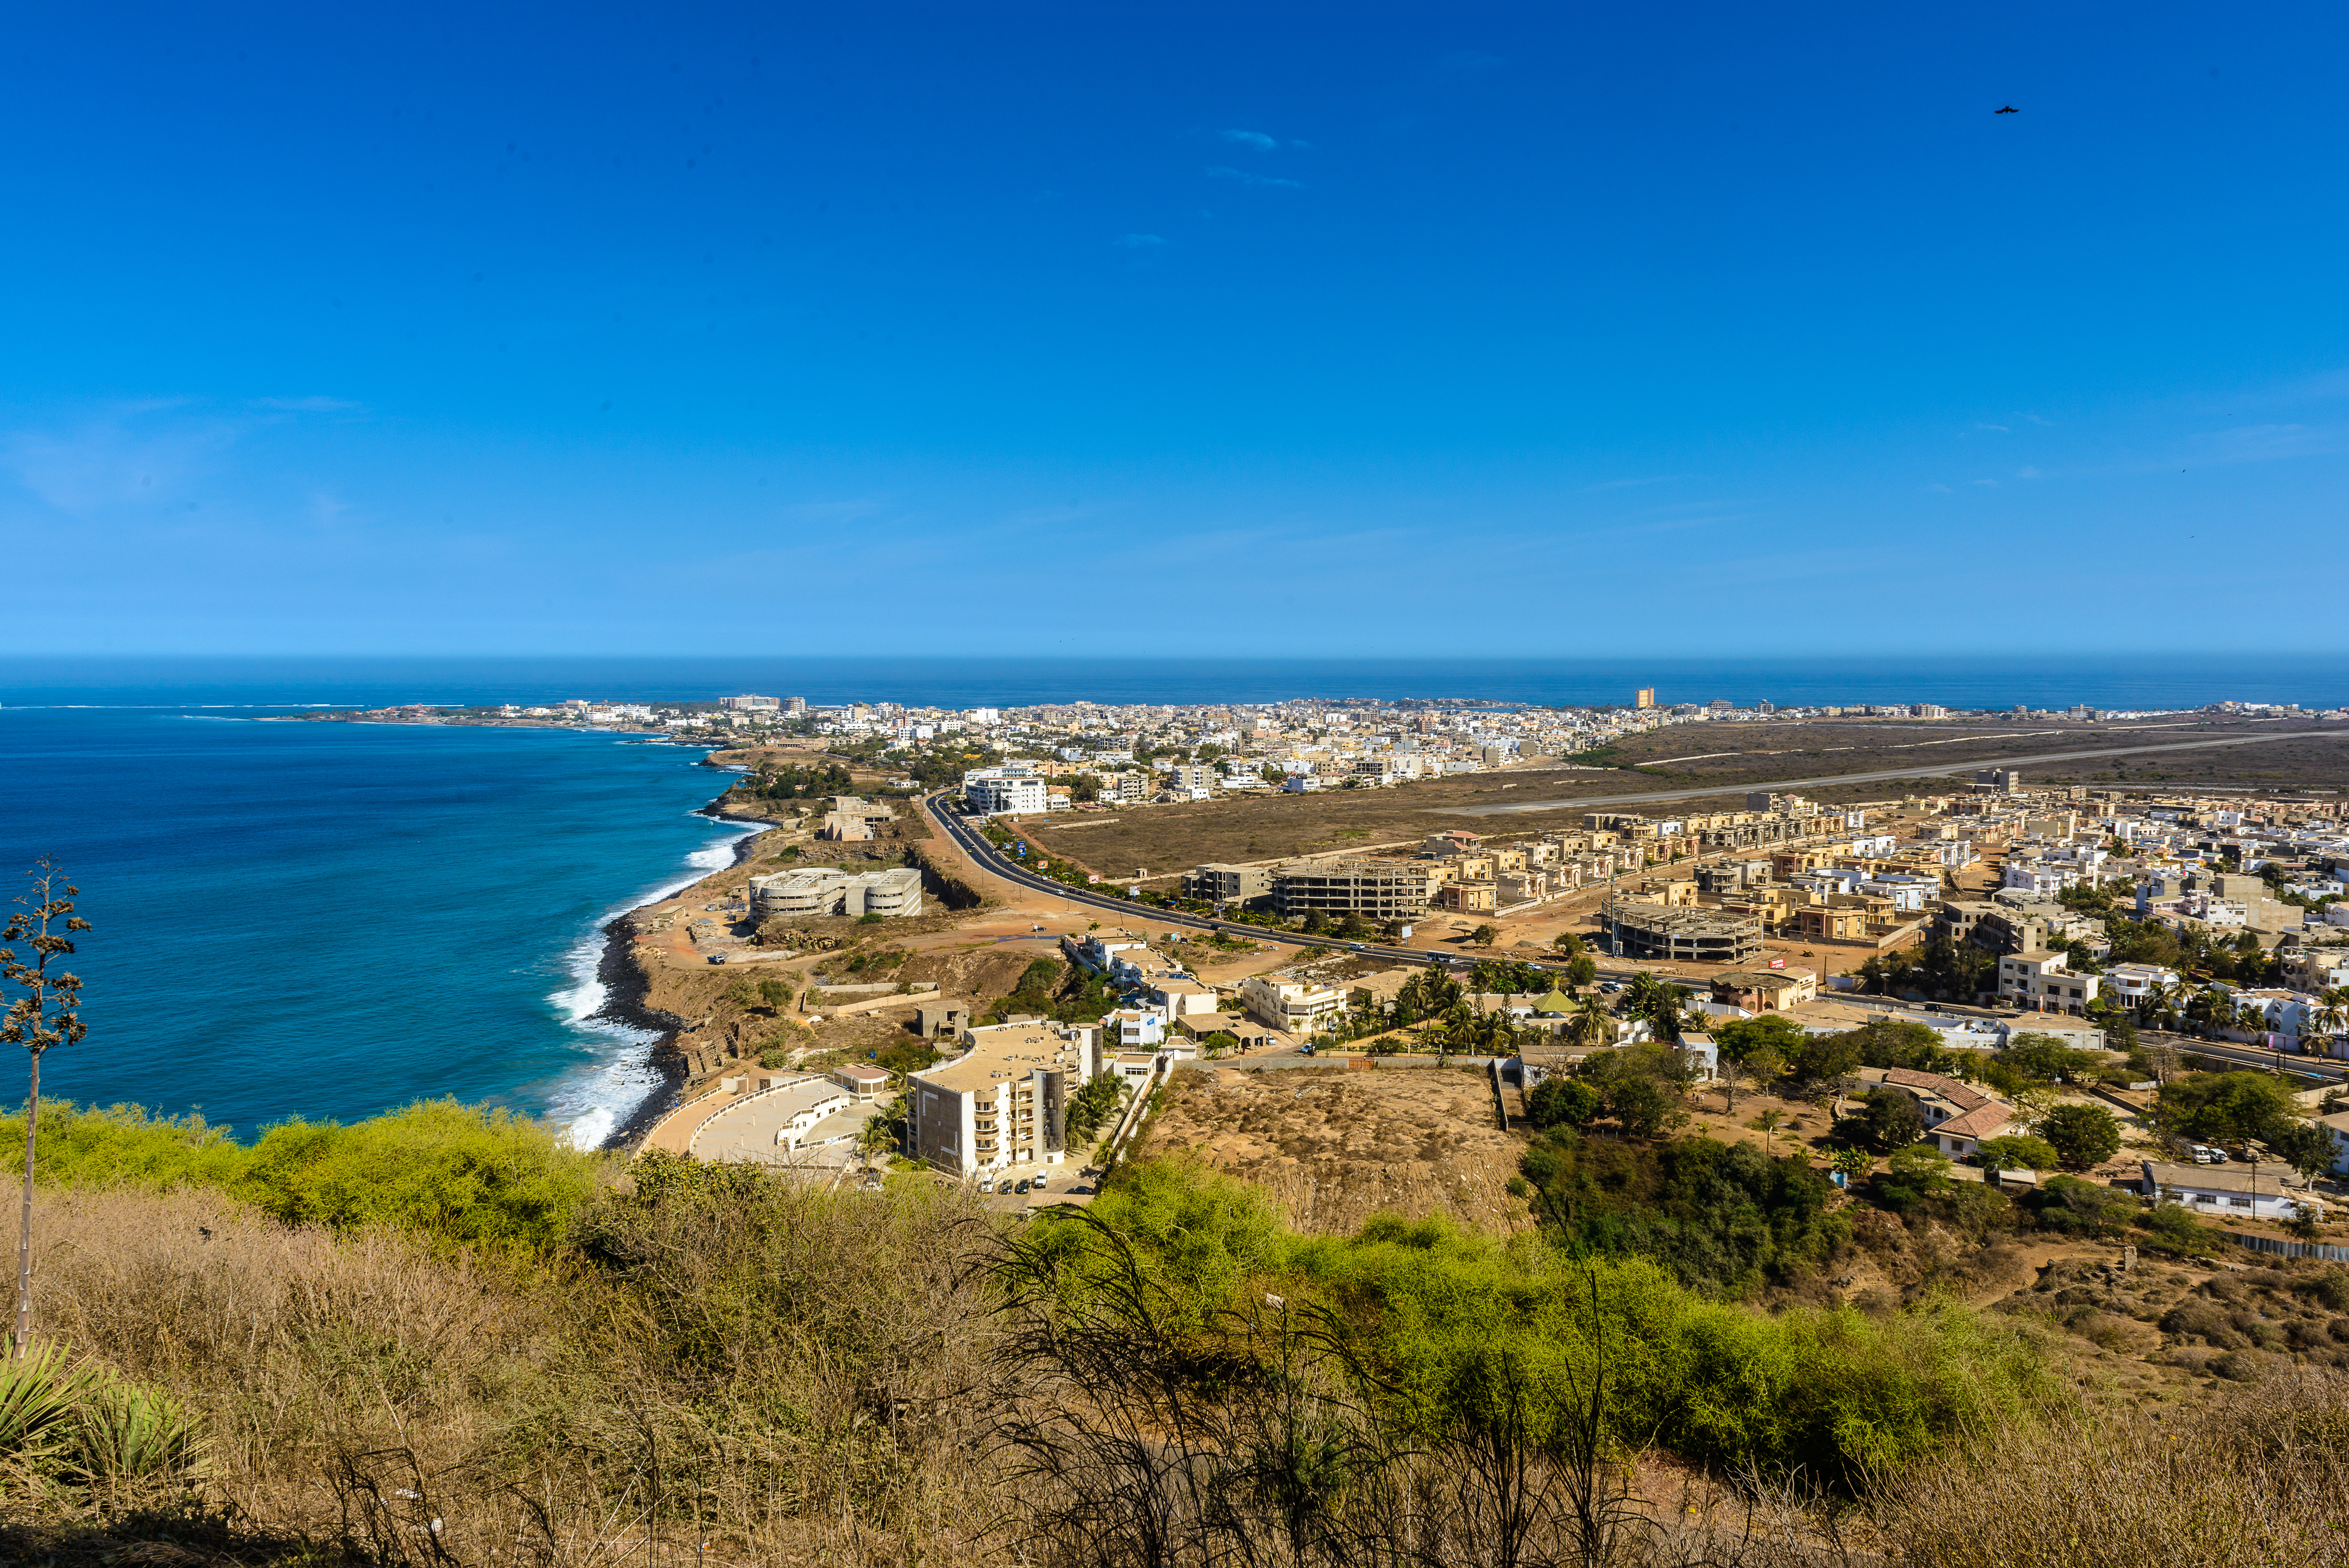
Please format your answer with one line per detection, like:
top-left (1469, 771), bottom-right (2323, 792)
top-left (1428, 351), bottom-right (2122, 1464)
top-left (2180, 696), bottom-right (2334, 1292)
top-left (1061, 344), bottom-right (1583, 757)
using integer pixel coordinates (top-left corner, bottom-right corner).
top-left (687, 1074), bottom-right (857, 1166)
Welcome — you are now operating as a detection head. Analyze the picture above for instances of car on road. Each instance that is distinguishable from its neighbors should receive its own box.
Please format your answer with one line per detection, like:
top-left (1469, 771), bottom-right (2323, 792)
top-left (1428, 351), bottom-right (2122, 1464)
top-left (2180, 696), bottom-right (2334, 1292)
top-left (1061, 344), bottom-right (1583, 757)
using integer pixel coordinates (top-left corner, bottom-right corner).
top-left (707, 955), bottom-right (728, 965)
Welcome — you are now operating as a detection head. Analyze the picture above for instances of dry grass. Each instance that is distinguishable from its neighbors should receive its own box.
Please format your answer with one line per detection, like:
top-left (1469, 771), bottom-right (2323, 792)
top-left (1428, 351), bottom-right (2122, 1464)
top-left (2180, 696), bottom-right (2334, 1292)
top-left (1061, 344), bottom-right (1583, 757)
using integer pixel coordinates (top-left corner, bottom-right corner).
top-left (13, 1178), bottom-right (2349, 1566)
top-left (1880, 1370), bottom-right (2349, 1567)
top-left (1142, 1065), bottom-right (1534, 1237)
top-left (14, 1179), bottom-right (1004, 1567)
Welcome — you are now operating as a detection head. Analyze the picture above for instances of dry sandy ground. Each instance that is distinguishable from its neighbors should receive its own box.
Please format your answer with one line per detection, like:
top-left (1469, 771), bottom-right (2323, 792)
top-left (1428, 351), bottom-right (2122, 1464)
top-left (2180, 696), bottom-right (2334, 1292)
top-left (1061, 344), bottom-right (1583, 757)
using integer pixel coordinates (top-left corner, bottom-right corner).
top-left (1140, 1062), bottom-right (1535, 1236)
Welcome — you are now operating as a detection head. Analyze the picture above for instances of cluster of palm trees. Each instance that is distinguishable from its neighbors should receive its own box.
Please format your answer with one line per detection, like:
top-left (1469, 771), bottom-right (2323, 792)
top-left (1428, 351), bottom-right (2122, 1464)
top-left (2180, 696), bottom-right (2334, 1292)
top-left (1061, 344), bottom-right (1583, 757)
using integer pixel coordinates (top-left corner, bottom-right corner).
top-left (1323, 963), bottom-right (1706, 1060)
top-left (2125, 978), bottom-right (2349, 1055)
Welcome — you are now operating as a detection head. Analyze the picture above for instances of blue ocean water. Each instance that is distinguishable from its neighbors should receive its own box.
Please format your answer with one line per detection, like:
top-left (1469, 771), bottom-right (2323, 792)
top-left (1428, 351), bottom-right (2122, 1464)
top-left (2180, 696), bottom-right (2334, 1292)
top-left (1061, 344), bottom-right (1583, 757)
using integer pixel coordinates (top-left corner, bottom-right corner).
top-left (4, 653), bottom-right (2345, 1142)
top-left (4, 652), bottom-right (2347, 713)
top-left (0, 705), bottom-right (759, 1145)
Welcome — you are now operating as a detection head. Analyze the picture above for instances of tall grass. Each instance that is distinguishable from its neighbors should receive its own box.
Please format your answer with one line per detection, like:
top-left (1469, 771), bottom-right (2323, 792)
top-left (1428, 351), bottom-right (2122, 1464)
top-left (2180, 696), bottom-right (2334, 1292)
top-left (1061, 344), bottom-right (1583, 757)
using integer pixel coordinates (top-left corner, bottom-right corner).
top-left (4, 1112), bottom-right (2344, 1566)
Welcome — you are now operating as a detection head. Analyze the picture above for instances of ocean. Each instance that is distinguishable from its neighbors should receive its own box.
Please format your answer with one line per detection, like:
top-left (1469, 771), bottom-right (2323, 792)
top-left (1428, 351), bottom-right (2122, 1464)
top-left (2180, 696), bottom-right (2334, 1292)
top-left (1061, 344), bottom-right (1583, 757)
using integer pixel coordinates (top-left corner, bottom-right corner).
top-left (4, 652), bottom-right (2345, 1142)
top-left (0, 703), bottom-right (760, 1147)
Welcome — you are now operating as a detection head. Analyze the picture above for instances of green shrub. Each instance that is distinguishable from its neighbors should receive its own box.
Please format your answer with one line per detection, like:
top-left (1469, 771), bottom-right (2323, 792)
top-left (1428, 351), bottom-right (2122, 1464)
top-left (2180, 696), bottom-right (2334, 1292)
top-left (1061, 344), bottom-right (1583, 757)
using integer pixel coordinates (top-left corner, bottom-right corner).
top-left (233, 1100), bottom-right (603, 1250)
top-left (0, 1102), bottom-right (249, 1191)
top-left (2139, 1201), bottom-right (2217, 1257)
top-left (1032, 1159), bottom-right (2048, 1488)
top-left (2026, 1175), bottom-right (2139, 1238)
top-left (1977, 1135), bottom-right (2059, 1172)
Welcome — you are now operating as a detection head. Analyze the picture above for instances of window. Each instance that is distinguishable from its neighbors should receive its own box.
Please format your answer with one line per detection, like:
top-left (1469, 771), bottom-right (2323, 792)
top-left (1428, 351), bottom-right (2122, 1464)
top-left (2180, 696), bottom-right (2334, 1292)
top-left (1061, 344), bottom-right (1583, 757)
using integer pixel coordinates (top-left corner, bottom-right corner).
top-left (2227, 1197), bottom-right (2252, 1208)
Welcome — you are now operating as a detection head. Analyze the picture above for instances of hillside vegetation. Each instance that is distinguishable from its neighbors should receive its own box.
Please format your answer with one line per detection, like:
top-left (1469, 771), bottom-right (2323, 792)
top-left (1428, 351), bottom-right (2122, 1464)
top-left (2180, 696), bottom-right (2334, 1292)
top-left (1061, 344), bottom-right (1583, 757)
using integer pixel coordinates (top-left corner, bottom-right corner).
top-left (1, 1101), bottom-right (2345, 1567)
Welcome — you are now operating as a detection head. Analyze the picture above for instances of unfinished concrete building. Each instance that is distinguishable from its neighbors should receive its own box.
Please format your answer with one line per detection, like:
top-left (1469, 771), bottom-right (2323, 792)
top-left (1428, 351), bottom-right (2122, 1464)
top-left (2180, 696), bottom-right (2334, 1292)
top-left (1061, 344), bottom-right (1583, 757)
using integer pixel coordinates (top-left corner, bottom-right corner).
top-left (1272, 859), bottom-right (1439, 921)
top-left (1605, 904), bottom-right (1761, 965)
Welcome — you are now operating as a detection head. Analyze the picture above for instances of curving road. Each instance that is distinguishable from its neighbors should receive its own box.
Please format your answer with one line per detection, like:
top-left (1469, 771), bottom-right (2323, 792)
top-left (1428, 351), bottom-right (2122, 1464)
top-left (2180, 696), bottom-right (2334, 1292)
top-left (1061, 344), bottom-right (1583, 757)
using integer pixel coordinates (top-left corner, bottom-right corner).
top-left (925, 791), bottom-right (1478, 973)
top-left (1439, 727), bottom-right (2348, 817)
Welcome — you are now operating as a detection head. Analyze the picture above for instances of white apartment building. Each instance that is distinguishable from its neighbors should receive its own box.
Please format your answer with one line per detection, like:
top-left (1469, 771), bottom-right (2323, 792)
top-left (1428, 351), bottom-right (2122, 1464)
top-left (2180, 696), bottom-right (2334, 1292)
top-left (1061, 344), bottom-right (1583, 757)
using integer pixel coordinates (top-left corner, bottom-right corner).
top-left (964, 763), bottom-right (1049, 816)
top-left (2104, 962), bottom-right (2180, 1004)
top-left (1106, 1008), bottom-right (1166, 1049)
top-left (906, 1022), bottom-right (1096, 1176)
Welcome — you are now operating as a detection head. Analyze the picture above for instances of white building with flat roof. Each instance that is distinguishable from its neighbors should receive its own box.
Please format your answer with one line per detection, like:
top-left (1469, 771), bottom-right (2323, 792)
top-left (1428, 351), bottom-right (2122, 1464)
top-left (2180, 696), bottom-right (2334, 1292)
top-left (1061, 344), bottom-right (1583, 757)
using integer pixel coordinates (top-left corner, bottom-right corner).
top-left (963, 763), bottom-right (1048, 816)
top-left (906, 1021), bottom-right (1098, 1177)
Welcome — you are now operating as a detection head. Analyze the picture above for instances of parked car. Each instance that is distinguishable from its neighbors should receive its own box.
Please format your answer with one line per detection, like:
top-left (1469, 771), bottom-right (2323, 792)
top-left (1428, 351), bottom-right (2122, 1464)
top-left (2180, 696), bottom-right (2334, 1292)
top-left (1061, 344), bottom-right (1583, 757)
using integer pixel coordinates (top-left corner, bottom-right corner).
top-left (1015, 1179), bottom-right (1031, 1194)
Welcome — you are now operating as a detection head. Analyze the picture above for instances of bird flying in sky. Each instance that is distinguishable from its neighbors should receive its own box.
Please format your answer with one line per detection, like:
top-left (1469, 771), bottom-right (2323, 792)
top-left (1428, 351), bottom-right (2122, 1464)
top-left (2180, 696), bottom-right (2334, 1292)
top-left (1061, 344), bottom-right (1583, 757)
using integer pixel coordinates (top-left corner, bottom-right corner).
top-left (1995, 105), bottom-right (2019, 113)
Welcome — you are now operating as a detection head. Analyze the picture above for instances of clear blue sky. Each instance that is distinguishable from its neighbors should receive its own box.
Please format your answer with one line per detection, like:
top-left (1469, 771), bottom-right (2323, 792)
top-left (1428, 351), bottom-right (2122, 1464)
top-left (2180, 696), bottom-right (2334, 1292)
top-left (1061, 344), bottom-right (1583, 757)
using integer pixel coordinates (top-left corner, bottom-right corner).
top-left (6, 4), bottom-right (2346, 657)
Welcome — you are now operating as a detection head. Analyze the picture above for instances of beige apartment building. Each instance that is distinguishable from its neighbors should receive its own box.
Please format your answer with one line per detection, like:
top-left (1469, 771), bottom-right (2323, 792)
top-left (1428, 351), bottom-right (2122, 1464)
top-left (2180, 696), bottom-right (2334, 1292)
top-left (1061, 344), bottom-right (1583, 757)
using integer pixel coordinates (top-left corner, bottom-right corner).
top-left (905, 1021), bottom-right (1097, 1178)
top-left (1237, 973), bottom-right (1348, 1033)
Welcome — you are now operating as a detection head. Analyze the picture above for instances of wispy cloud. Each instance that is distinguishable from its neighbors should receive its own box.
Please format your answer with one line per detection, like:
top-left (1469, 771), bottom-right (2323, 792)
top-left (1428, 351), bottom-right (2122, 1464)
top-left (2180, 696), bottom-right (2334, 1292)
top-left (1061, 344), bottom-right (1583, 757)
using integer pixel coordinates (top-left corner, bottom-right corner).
top-left (1114, 233), bottom-right (1167, 248)
top-left (1218, 129), bottom-right (1277, 151)
top-left (1582, 474), bottom-right (1684, 493)
top-left (1926, 482), bottom-right (1954, 493)
top-left (253, 396), bottom-right (362, 413)
top-left (2017, 465), bottom-right (2042, 479)
top-left (1204, 165), bottom-right (1303, 190)
top-left (1972, 478), bottom-right (2000, 487)
top-left (1, 411), bottom-right (240, 513)
top-left (1974, 422), bottom-right (2011, 433)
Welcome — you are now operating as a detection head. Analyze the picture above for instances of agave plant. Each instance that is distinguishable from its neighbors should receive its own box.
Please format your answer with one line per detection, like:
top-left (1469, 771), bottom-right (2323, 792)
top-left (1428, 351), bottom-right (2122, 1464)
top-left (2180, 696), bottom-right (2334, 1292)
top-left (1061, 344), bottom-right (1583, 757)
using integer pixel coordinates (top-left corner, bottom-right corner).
top-left (0, 1338), bottom-right (103, 1464)
top-left (67, 1377), bottom-right (208, 1492)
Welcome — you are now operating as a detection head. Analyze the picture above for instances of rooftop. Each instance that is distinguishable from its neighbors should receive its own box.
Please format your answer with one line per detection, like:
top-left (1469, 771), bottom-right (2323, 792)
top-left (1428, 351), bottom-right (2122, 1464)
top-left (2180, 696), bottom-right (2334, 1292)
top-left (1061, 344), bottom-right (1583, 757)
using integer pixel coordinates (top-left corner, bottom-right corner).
top-left (920, 1022), bottom-right (1084, 1095)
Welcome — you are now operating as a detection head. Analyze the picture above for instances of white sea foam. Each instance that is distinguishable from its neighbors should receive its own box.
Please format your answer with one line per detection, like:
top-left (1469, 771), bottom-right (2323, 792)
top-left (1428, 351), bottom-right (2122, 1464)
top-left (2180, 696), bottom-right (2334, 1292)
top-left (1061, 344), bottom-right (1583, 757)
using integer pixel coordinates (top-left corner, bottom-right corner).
top-left (542, 818), bottom-right (771, 1150)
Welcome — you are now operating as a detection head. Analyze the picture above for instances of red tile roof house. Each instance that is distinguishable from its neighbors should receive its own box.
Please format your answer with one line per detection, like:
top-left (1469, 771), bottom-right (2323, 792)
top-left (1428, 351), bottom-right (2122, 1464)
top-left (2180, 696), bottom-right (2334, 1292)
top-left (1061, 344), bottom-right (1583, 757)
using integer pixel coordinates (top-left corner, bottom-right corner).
top-left (1851, 1066), bottom-right (2013, 1159)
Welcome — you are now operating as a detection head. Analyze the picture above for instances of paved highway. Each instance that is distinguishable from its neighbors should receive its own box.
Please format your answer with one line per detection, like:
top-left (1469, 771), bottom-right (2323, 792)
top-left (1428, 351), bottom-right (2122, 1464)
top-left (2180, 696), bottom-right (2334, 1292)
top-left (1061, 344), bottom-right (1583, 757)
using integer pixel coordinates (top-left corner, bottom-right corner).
top-left (925, 791), bottom-right (1464, 972)
top-left (1439, 727), bottom-right (2347, 817)
top-left (2138, 1029), bottom-right (2348, 1086)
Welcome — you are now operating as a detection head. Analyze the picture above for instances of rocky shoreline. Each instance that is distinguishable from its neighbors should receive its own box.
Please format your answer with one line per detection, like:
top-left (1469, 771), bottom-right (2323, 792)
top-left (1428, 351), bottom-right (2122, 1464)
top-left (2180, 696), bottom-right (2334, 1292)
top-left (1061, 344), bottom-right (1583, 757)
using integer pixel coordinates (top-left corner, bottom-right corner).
top-left (590, 800), bottom-right (775, 1150)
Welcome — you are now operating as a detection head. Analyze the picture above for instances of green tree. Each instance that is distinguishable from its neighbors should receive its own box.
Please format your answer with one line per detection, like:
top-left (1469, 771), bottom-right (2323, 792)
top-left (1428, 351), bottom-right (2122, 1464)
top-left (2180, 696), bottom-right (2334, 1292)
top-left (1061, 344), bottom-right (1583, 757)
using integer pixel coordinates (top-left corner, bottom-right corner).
top-left (1565, 953), bottom-right (1598, 991)
top-left (1713, 1013), bottom-right (1809, 1064)
top-left (1467, 924), bottom-right (1499, 947)
top-left (1527, 1076), bottom-right (1604, 1129)
top-left (2, 860), bottom-right (89, 1358)
top-left (2266, 1119), bottom-right (2337, 1185)
top-left (2158, 1071), bottom-right (2302, 1146)
top-left (2026, 1174), bottom-right (2139, 1238)
top-left (2000, 1032), bottom-right (2098, 1085)
top-left (1852, 1087), bottom-right (1926, 1154)
top-left (2036, 1103), bottom-right (2122, 1170)
top-left (1976, 1134), bottom-right (2060, 1172)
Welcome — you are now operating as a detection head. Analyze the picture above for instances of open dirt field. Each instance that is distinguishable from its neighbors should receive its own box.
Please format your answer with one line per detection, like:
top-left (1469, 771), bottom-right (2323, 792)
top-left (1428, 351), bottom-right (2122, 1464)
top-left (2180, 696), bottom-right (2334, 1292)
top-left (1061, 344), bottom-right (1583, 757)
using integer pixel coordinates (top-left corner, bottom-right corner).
top-left (1139, 1062), bottom-right (1534, 1236)
top-left (1012, 718), bottom-right (2349, 876)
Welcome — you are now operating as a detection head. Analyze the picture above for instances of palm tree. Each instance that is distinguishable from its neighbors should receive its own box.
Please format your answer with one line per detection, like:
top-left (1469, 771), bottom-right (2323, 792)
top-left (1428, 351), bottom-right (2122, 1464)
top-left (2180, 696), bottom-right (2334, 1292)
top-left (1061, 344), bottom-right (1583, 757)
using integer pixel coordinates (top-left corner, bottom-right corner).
top-left (1568, 992), bottom-right (1612, 1050)
top-left (2309, 989), bottom-right (2349, 1058)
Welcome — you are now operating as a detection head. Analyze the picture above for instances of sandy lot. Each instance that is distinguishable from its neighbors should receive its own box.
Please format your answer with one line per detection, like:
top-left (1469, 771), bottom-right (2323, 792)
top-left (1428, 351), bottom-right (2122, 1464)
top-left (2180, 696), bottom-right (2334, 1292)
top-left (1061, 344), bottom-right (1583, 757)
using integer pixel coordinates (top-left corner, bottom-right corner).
top-left (1139, 1062), bottom-right (1534, 1235)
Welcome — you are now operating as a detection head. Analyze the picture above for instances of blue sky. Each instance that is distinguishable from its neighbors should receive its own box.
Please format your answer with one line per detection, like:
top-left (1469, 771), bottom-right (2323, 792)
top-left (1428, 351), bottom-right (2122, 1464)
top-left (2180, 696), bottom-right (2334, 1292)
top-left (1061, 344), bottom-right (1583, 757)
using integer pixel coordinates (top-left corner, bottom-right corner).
top-left (6, 3), bottom-right (2347, 657)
